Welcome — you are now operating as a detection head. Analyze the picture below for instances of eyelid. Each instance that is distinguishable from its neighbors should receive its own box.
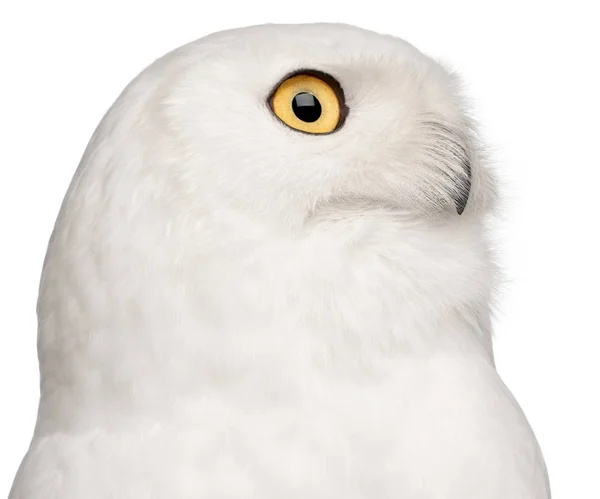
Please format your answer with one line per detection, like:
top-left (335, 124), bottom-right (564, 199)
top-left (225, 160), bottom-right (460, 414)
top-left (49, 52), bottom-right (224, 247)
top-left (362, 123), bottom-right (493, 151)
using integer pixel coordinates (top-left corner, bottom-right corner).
top-left (268, 69), bottom-right (346, 106)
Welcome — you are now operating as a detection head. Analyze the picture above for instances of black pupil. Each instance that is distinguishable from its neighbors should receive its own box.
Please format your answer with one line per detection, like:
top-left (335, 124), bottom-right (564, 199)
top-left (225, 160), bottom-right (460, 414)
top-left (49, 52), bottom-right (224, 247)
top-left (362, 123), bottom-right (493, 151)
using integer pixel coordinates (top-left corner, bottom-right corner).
top-left (292, 92), bottom-right (322, 123)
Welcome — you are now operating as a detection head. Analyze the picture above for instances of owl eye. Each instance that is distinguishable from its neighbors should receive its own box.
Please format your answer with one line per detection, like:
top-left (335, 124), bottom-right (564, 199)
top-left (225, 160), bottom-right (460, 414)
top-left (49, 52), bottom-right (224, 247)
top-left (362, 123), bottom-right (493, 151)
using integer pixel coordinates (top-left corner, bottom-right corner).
top-left (268, 71), bottom-right (347, 134)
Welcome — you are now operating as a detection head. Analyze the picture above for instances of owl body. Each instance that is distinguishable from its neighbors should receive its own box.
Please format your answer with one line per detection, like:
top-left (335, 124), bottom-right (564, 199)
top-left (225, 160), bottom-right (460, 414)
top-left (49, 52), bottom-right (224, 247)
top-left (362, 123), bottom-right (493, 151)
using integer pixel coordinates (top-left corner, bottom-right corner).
top-left (9, 24), bottom-right (549, 498)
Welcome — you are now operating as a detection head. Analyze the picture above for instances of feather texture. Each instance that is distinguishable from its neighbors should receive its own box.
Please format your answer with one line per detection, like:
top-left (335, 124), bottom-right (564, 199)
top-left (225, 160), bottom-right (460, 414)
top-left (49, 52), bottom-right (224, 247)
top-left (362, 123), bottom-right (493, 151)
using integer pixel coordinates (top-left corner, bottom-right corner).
top-left (9, 23), bottom-right (549, 499)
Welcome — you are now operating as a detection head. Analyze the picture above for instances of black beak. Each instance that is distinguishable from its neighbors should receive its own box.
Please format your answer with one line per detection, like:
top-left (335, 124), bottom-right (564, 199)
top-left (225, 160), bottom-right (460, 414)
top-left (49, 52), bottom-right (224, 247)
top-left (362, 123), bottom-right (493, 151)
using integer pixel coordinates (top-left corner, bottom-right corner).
top-left (455, 158), bottom-right (471, 215)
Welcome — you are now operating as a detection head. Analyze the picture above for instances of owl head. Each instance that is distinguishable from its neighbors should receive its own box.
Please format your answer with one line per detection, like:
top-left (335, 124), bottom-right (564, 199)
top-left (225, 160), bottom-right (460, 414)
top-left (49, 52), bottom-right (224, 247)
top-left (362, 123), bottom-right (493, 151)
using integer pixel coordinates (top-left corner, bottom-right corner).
top-left (70, 23), bottom-right (494, 235)
top-left (37, 24), bottom-right (498, 422)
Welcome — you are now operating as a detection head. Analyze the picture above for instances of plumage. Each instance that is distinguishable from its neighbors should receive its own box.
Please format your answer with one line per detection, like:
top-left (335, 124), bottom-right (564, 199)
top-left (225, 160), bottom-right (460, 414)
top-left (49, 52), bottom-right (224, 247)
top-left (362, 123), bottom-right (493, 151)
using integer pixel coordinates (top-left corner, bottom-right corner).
top-left (9, 23), bottom-right (549, 498)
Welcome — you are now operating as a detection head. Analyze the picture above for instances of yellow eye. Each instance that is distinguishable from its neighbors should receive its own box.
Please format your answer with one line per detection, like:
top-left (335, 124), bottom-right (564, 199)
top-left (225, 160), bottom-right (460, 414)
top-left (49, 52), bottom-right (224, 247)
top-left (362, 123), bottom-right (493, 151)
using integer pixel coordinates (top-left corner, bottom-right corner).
top-left (268, 71), bottom-right (347, 134)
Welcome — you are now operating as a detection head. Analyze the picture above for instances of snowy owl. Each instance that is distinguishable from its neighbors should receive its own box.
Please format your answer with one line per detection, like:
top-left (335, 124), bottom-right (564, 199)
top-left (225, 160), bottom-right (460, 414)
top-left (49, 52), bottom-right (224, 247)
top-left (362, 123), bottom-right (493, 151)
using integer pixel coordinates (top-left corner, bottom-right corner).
top-left (9, 23), bottom-right (550, 499)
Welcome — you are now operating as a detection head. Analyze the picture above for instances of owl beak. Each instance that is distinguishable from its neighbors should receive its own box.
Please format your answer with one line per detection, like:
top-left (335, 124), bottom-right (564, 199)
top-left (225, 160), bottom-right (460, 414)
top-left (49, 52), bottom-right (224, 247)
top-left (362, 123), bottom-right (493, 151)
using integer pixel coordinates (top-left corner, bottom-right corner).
top-left (454, 167), bottom-right (471, 215)
top-left (454, 161), bottom-right (471, 215)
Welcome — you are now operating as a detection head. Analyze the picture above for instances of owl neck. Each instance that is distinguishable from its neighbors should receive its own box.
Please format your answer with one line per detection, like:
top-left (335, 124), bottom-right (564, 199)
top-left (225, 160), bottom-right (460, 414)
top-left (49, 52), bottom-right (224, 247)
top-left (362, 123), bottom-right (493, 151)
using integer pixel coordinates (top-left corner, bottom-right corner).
top-left (35, 204), bottom-right (495, 433)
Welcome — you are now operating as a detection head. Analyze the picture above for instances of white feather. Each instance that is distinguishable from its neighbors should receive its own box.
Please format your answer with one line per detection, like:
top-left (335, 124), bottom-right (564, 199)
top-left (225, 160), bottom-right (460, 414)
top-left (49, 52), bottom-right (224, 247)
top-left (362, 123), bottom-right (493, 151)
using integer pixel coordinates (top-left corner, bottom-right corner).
top-left (9, 23), bottom-right (549, 499)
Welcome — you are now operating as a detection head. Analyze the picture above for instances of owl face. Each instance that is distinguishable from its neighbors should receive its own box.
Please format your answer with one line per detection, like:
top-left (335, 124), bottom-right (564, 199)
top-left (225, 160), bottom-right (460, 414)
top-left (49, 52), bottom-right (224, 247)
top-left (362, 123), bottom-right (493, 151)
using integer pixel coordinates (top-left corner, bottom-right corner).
top-left (146, 23), bottom-right (490, 231)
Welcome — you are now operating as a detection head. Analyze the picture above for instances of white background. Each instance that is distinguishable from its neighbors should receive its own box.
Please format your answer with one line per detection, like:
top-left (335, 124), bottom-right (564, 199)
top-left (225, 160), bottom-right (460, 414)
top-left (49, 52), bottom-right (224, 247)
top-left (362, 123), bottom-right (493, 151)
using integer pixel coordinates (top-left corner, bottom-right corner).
top-left (1, 1), bottom-right (598, 497)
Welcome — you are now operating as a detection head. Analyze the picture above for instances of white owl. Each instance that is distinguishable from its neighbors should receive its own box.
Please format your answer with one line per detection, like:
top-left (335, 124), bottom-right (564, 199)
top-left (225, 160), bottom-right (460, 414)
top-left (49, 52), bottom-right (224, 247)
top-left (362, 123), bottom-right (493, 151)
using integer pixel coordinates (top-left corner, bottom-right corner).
top-left (8, 23), bottom-right (550, 499)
